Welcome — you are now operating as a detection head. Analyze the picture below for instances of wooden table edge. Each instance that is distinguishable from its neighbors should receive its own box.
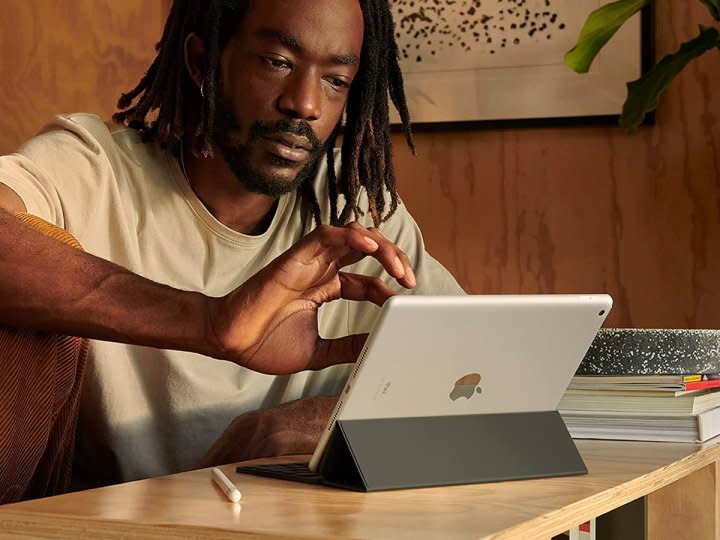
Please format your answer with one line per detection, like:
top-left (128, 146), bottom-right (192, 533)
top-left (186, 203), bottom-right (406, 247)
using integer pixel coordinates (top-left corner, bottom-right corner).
top-left (0, 509), bottom-right (329, 540)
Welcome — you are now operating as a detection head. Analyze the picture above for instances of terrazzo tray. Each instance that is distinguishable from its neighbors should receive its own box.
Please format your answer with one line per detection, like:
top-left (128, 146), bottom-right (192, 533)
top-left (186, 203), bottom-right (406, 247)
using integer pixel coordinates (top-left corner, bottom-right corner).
top-left (576, 329), bottom-right (720, 375)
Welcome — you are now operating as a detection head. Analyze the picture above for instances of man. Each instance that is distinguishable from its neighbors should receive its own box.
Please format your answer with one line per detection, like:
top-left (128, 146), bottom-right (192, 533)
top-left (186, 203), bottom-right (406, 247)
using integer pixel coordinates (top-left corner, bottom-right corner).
top-left (0, 0), bottom-right (462, 494)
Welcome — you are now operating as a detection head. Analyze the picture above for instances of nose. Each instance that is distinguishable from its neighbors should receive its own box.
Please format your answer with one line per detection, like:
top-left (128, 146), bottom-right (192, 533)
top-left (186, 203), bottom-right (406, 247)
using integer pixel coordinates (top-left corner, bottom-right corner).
top-left (277, 70), bottom-right (322, 121)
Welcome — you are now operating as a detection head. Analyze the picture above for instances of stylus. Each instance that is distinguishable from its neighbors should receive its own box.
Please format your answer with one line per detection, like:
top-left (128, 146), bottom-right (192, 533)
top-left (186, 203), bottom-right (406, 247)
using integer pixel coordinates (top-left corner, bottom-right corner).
top-left (212, 467), bottom-right (242, 502)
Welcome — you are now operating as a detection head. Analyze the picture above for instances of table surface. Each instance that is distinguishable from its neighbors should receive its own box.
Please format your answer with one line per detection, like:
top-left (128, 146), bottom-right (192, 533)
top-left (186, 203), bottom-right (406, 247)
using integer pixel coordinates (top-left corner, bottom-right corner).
top-left (1, 439), bottom-right (719, 540)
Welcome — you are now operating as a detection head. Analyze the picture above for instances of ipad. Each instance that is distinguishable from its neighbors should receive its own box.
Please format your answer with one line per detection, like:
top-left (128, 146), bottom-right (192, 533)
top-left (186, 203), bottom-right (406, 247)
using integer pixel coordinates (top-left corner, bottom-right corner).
top-left (308, 294), bottom-right (613, 471)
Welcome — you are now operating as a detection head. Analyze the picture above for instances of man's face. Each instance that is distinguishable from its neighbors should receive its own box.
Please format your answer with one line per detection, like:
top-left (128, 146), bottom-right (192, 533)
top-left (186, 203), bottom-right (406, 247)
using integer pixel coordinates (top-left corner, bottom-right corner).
top-left (213, 0), bottom-right (364, 196)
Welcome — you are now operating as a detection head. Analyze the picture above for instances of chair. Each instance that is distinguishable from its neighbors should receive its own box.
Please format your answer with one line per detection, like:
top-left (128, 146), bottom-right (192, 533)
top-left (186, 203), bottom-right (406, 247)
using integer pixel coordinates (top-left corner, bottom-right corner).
top-left (0, 214), bottom-right (89, 503)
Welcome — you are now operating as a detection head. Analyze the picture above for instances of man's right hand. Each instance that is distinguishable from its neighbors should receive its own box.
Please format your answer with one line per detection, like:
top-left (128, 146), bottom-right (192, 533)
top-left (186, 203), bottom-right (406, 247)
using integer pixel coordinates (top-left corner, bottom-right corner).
top-left (205, 222), bottom-right (416, 374)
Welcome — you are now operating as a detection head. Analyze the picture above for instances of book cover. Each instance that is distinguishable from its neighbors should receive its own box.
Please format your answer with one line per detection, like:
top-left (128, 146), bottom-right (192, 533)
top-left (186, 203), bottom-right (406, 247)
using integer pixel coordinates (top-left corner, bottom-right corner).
top-left (576, 329), bottom-right (720, 375)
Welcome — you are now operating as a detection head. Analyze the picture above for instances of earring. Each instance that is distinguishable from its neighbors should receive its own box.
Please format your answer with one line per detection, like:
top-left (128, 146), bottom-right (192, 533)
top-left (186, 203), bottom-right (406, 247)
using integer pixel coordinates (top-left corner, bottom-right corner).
top-left (200, 81), bottom-right (206, 98)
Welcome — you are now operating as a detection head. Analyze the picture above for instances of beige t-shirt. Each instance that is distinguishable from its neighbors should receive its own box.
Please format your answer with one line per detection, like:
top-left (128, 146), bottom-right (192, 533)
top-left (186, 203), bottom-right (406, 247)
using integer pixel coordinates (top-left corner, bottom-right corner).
top-left (0, 113), bottom-right (463, 483)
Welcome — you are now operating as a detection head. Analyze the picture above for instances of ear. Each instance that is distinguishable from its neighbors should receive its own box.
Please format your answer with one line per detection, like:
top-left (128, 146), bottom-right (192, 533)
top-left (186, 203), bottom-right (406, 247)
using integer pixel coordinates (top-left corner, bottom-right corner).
top-left (184, 33), bottom-right (207, 88)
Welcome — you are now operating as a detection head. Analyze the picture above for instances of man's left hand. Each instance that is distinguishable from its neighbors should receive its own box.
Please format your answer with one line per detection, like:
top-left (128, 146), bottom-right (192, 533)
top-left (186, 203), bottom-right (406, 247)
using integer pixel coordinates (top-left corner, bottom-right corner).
top-left (195, 396), bottom-right (337, 467)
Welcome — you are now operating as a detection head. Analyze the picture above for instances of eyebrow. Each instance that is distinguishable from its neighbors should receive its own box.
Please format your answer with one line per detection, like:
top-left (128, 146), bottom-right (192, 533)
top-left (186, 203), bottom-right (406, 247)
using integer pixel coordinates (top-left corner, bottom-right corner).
top-left (256, 28), bottom-right (360, 66)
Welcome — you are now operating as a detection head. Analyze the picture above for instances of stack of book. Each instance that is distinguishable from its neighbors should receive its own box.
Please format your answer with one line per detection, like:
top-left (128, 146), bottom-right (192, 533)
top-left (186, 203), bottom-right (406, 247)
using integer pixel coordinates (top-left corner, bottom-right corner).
top-left (559, 374), bottom-right (720, 442)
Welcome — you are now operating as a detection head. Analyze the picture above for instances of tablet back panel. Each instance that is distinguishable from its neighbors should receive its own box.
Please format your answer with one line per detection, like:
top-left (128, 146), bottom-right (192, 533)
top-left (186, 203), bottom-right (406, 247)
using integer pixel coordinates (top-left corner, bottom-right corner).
top-left (338, 294), bottom-right (612, 421)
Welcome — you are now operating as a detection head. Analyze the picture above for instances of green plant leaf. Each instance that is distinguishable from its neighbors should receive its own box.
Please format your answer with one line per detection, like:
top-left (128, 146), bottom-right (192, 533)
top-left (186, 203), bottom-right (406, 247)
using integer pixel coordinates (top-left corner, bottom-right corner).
top-left (565, 0), bottom-right (651, 73)
top-left (700, 0), bottom-right (720, 20)
top-left (621, 25), bottom-right (720, 132)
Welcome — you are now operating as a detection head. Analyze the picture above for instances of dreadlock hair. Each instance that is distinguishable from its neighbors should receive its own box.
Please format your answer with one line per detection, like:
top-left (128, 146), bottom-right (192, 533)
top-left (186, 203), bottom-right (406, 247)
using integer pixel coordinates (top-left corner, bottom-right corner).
top-left (113, 0), bottom-right (414, 227)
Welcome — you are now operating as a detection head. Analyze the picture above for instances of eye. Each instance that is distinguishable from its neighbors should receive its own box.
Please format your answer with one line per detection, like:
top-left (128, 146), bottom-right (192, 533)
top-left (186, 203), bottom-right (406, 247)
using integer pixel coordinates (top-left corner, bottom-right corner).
top-left (324, 76), bottom-right (350, 91)
top-left (261, 56), bottom-right (291, 70)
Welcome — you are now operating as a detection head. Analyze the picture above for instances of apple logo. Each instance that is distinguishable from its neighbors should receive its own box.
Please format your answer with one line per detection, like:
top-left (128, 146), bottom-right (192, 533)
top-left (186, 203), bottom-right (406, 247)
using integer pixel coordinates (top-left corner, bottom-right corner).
top-left (449, 373), bottom-right (482, 400)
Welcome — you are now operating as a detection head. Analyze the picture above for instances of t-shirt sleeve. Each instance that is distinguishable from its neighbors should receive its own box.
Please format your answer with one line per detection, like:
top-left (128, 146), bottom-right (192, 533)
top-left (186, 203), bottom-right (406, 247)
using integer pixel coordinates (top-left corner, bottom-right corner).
top-left (1, 145), bottom-right (65, 227)
top-left (0, 114), bottom-right (113, 231)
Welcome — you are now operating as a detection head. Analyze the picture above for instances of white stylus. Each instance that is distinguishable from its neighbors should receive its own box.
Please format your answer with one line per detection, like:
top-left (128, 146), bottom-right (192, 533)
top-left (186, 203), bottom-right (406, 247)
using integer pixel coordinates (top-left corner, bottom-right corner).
top-left (211, 467), bottom-right (242, 502)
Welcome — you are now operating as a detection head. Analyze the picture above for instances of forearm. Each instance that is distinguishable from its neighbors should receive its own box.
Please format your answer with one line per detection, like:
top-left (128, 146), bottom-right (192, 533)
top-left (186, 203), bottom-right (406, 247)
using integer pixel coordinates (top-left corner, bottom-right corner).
top-left (0, 208), bottom-right (217, 356)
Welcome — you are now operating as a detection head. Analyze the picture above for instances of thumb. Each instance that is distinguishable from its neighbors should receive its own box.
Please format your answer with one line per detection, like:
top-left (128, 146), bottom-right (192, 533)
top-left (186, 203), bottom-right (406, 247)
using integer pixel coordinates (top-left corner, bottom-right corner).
top-left (310, 333), bottom-right (369, 370)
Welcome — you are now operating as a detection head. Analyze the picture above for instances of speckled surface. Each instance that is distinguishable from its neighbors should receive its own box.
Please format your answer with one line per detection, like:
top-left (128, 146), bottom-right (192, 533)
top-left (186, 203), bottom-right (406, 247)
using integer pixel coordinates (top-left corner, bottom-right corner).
top-left (576, 329), bottom-right (720, 375)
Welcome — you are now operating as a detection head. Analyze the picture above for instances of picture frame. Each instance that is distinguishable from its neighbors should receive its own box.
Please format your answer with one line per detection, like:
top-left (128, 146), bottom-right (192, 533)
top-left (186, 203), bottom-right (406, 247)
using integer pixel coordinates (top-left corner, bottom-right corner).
top-left (390, 1), bottom-right (654, 129)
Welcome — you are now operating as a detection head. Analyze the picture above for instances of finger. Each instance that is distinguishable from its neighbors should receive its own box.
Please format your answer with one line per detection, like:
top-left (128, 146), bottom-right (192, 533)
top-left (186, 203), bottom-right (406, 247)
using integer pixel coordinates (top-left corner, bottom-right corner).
top-left (294, 224), bottom-right (415, 290)
top-left (338, 272), bottom-right (396, 306)
top-left (396, 250), bottom-right (416, 288)
top-left (310, 333), bottom-right (368, 370)
top-left (347, 223), bottom-right (416, 289)
top-left (304, 224), bottom-right (379, 257)
top-left (334, 246), bottom-right (370, 269)
top-left (304, 225), bottom-right (389, 276)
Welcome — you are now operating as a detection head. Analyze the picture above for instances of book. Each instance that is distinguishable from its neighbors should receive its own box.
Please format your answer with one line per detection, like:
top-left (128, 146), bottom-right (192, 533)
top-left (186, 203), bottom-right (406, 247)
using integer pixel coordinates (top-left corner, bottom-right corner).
top-left (573, 374), bottom-right (707, 384)
top-left (561, 406), bottom-right (720, 443)
top-left (568, 374), bottom-right (720, 393)
top-left (564, 388), bottom-right (698, 398)
top-left (554, 519), bottom-right (595, 540)
top-left (558, 388), bottom-right (720, 415)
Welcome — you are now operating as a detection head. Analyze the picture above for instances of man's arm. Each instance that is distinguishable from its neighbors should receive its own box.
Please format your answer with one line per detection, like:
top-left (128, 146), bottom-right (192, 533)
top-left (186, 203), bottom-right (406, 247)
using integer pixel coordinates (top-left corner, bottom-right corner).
top-left (0, 184), bottom-right (416, 374)
top-left (0, 191), bottom-right (213, 355)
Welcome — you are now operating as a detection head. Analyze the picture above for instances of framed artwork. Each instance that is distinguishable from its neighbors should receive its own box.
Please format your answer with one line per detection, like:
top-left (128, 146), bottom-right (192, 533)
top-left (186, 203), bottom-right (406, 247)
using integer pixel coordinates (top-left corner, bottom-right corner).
top-left (389, 1), bottom-right (651, 127)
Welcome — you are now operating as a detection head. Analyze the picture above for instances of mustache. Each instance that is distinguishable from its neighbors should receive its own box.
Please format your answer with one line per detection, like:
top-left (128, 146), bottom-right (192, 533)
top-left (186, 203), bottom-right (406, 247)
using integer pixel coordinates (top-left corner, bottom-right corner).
top-left (248, 119), bottom-right (323, 153)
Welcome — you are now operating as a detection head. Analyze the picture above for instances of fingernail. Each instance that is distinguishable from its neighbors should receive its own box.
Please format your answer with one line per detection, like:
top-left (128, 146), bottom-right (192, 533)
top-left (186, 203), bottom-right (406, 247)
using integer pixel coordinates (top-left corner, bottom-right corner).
top-left (393, 256), bottom-right (405, 277)
top-left (364, 236), bottom-right (379, 250)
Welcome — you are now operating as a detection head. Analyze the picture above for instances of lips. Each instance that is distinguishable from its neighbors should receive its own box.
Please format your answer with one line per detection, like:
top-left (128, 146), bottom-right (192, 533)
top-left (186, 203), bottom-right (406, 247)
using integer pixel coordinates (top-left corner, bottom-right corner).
top-left (263, 133), bottom-right (314, 162)
top-left (266, 133), bottom-right (313, 151)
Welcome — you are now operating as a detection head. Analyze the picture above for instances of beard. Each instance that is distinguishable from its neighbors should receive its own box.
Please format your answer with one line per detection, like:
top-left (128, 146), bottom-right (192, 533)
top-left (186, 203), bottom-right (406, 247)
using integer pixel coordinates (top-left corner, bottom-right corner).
top-left (212, 96), bottom-right (327, 197)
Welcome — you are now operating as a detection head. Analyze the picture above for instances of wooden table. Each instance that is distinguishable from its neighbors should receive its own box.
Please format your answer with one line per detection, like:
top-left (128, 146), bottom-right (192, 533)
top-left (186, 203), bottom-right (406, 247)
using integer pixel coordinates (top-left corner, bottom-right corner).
top-left (1, 439), bottom-right (718, 539)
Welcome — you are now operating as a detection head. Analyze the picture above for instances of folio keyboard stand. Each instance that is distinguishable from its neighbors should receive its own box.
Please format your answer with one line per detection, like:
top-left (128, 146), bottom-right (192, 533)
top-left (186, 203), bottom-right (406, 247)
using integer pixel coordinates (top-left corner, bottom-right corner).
top-left (316, 410), bottom-right (586, 491)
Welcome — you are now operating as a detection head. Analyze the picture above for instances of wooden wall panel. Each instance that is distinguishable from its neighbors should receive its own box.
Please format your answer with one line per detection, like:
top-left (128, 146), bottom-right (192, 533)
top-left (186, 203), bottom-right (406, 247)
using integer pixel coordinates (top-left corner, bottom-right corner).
top-left (0, 0), bottom-right (167, 155)
top-left (394, 1), bottom-right (720, 329)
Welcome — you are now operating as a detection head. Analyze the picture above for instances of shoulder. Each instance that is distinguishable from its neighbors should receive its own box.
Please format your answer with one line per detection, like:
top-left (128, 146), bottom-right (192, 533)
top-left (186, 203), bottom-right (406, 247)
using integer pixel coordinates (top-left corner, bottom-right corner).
top-left (32, 113), bottom-right (112, 150)
top-left (14, 113), bottom-right (115, 168)
top-left (26, 113), bottom-right (150, 165)
top-left (8, 113), bottom-right (118, 174)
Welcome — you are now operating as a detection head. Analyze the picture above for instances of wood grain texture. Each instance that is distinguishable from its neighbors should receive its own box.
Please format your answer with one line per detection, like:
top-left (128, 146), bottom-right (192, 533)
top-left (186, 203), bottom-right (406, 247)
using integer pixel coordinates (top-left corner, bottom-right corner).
top-left (394, 1), bottom-right (720, 329)
top-left (0, 0), bottom-right (166, 155)
top-left (647, 461), bottom-right (718, 540)
top-left (0, 441), bottom-right (719, 539)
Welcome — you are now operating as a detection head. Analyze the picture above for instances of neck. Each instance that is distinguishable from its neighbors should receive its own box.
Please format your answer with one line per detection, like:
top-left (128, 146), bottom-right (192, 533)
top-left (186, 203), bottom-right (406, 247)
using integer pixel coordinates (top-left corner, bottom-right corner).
top-left (180, 143), bottom-right (279, 235)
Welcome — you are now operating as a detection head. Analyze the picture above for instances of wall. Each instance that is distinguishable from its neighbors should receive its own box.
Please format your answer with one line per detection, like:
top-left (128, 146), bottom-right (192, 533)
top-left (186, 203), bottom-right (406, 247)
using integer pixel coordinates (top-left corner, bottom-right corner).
top-left (1, 2), bottom-right (718, 329)
top-left (394, 1), bottom-right (720, 329)
top-left (0, 0), bottom-right (168, 155)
